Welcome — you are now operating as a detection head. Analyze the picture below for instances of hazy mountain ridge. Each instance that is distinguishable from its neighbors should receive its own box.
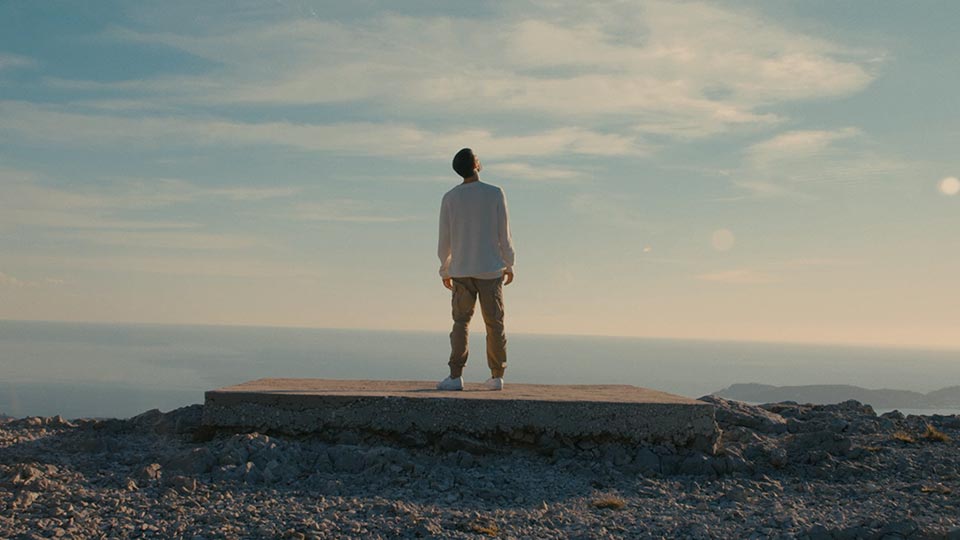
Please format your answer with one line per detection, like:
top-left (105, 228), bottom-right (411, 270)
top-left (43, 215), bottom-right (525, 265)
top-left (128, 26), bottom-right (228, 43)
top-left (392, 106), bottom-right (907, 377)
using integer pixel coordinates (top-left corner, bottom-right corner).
top-left (714, 383), bottom-right (960, 409)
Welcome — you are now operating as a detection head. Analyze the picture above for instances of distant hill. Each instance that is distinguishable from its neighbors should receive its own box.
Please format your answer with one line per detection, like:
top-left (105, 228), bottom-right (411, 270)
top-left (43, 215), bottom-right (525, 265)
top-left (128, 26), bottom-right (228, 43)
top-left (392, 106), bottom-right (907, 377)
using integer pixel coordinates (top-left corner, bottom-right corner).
top-left (713, 383), bottom-right (960, 410)
top-left (923, 386), bottom-right (960, 406)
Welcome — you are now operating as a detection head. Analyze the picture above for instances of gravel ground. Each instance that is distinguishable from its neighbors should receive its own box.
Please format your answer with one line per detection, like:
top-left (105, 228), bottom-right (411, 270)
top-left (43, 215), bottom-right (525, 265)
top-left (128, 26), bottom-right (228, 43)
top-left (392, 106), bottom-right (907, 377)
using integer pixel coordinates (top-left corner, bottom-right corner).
top-left (2, 397), bottom-right (959, 539)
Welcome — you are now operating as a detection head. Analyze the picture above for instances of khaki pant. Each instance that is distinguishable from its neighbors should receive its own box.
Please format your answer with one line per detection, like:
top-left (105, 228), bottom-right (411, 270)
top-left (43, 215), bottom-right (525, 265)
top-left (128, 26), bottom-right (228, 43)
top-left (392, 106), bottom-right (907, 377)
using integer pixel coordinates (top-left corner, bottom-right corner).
top-left (449, 276), bottom-right (507, 378)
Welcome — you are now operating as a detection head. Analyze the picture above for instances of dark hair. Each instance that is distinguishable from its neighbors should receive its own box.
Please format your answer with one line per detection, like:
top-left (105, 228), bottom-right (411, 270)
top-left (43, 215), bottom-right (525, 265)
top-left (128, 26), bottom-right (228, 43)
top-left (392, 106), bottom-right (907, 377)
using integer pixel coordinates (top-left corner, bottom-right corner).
top-left (452, 148), bottom-right (475, 178)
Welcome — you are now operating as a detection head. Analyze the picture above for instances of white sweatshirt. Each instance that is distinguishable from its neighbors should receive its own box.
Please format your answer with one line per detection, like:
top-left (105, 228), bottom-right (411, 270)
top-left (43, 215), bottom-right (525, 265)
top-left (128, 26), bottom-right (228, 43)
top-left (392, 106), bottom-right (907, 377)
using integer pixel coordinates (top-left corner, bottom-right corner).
top-left (438, 180), bottom-right (515, 280)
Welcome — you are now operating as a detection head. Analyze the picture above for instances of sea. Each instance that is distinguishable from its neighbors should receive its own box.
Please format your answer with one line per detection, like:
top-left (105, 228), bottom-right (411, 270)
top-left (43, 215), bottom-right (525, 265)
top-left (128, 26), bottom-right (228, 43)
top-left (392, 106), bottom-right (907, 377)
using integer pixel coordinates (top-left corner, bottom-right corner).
top-left (1, 320), bottom-right (958, 419)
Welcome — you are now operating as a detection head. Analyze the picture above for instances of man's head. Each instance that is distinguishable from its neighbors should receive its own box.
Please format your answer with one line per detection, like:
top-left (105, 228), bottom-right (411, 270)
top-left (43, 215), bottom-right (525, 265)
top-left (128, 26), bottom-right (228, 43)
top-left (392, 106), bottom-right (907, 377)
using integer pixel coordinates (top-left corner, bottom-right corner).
top-left (452, 148), bottom-right (481, 178)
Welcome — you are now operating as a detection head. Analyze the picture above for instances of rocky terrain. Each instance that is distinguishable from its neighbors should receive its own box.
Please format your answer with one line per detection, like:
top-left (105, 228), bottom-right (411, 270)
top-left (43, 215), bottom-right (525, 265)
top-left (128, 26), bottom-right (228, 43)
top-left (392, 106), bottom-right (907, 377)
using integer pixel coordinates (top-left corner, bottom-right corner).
top-left (1, 397), bottom-right (959, 539)
top-left (715, 383), bottom-right (960, 410)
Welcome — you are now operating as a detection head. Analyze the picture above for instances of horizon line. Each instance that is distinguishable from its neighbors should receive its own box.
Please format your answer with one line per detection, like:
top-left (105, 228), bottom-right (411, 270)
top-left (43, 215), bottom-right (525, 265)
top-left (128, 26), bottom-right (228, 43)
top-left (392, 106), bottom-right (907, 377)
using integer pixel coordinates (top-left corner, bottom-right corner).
top-left (3, 317), bottom-right (959, 354)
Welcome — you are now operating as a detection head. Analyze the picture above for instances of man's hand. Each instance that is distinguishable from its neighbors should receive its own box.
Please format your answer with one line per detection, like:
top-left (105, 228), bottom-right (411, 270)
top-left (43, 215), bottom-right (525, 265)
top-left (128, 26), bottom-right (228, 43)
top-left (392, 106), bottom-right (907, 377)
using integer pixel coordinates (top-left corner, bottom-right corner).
top-left (442, 277), bottom-right (453, 290)
top-left (503, 270), bottom-right (514, 285)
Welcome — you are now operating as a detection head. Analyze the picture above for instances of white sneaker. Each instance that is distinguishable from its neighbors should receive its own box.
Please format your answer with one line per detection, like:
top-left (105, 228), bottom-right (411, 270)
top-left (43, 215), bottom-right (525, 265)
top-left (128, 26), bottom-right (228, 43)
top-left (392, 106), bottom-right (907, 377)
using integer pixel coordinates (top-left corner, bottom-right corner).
top-left (483, 377), bottom-right (504, 391)
top-left (436, 376), bottom-right (463, 391)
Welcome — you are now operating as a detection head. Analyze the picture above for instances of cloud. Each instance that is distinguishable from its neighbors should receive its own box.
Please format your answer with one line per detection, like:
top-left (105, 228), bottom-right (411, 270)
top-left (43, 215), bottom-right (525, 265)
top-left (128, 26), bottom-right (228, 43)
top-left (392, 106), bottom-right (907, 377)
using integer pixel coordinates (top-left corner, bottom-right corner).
top-left (458, 127), bottom-right (646, 158)
top-left (0, 169), bottom-right (297, 232)
top-left (54, 1), bottom-right (878, 139)
top-left (569, 192), bottom-right (652, 229)
top-left (0, 271), bottom-right (29, 287)
top-left (1, 208), bottom-right (198, 231)
top-left (291, 199), bottom-right (421, 223)
top-left (0, 101), bottom-right (644, 158)
top-left (58, 230), bottom-right (264, 250)
top-left (724, 180), bottom-right (809, 201)
top-left (0, 168), bottom-right (184, 231)
top-left (774, 257), bottom-right (861, 268)
top-left (728, 127), bottom-right (912, 199)
top-left (210, 186), bottom-right (299, 201)
top-left (0, 169), bottom-right (299, 251)
top-left (0, 271), bottom-right (63, 288)
top-left (0, 53), bottom-right (34, 71)
top-left (1, 170), bottom-right (190, 216)
top-left (491, 162), bottom-right (583, 182)
top-left (696, 268), bottom-right (780, 284)
top-left (697, 257), bottom-right (861, 284)
top-left (746, 128), bottom-right (862, 170)
top-left (6, 253), bottom-right (322, 281)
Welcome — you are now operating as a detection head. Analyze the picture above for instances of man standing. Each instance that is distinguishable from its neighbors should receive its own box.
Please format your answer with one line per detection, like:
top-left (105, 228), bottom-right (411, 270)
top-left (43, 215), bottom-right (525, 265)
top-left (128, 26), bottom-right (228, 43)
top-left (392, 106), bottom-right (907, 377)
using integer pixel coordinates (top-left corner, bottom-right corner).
top-left (437, 148), bottom-right (515, 391)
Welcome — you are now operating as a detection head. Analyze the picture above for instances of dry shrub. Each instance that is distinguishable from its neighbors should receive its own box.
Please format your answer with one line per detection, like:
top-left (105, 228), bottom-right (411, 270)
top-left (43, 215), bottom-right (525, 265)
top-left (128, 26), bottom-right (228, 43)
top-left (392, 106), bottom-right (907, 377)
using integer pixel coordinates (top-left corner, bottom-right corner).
top-left (466, 519), bottom-right (499, 537)
top-left (922, 424), bottom-right (950, 442)
top-left (592, 495), bottom-right (626, 510)
top-left (892, 431), bottom-right (915, 443)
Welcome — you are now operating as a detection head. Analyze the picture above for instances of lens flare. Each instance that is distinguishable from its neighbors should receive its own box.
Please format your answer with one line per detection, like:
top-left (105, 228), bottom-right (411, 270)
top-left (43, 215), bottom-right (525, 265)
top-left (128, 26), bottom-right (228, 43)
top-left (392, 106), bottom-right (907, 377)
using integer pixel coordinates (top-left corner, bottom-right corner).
top-left (939, 177), bottom-right (960, 196)
top-left (711, 229), bottom-right (735, 251)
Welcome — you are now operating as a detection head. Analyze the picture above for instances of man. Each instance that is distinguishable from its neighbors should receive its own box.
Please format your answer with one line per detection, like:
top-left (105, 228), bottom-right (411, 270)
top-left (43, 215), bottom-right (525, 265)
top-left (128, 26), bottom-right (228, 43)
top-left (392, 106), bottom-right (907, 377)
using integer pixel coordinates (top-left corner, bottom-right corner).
top-left (436, 148), bottom-right (515, 391)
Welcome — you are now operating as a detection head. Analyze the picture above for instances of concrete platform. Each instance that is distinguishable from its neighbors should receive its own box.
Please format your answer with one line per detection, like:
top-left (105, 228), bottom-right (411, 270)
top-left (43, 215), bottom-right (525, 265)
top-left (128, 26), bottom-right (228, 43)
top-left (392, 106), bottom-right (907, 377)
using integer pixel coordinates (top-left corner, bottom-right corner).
top-left (203, 378), bottom-right (720, 453)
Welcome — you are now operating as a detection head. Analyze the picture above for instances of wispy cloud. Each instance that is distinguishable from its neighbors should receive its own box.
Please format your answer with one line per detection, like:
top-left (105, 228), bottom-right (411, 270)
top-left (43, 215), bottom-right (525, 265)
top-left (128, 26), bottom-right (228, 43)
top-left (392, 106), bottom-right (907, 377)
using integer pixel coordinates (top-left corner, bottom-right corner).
top-left (696, 268), bottom-right (780, 284)
top-left (728, 127), bottom-right (912, 199)
top-left (209, 186), bottom-right (299, 201)
top-left (6, 253), bottom-right (322, 281)
top-left (0, 168), bottom-right (190, 230)
top-left (58, 230), bottom-right (264, 250)
top-left (0, 271), bottom-right (63, 288)
top-left (0, 101), bottom-right (644, 158)
top-left (53, 1), bottom-right (878, 140)
top-left (0, 52), bottom-right (34, 71)
top-left (569, 192), bottom-right (654, 229)
top-left (0, 169), bottom-right (296, 232)
top-left (291, 199), bottom-right (421, 223)
top-left (697, 257), bottom-right (861, 284)
top-left (746, 128), bottom-right (862, 170)
top-left (723, 180), bottom-right (812, 201)
top-left (492, 162), bottom-right (583, 182)
top-left (0, 169), bottom-right (296, 251)
top-left (0, 271), bottom-right (29, 287)
top-left (774, 257), bottom-right (862, 268)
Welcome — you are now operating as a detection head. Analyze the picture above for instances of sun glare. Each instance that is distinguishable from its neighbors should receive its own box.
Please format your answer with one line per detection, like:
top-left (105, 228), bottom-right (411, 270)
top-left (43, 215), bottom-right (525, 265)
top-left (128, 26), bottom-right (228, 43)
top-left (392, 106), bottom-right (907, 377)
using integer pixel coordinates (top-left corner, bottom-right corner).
top-left (939, 176), bottom-right (960, 196)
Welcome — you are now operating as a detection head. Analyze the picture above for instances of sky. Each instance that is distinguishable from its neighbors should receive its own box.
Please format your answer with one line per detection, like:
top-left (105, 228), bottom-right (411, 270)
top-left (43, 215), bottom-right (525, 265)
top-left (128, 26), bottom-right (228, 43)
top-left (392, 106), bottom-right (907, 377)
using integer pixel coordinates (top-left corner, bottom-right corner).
top-left (1, 0), bottom-right (958, 349)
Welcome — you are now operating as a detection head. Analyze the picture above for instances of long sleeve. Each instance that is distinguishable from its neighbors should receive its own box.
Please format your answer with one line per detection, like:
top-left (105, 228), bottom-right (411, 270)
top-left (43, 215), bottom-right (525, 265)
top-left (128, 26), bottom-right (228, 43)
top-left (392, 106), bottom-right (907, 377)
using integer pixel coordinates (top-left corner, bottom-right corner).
top-left (498, 189), bottom-right (515, 272)
top-left (438, 196), bottom-right (452, 279)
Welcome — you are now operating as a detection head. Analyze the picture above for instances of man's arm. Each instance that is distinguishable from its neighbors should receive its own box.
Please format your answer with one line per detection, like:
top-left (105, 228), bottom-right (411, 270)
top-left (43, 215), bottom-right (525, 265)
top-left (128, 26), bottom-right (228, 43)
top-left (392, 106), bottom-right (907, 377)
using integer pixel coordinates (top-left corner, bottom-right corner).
top-left (438, 196), bottom-right (453, 289)
top-left (498, 189), bottom-right (515, 284)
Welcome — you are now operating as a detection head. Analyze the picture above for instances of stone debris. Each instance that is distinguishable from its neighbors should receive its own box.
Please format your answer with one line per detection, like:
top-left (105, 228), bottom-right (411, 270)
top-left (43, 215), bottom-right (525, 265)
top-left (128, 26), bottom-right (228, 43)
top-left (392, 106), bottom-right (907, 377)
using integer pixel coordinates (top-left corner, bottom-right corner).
top-left (699, 394), bottom-right (789, 434)
top-left (0, 399), bottom-right (958, 538)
